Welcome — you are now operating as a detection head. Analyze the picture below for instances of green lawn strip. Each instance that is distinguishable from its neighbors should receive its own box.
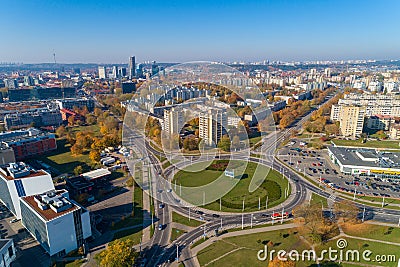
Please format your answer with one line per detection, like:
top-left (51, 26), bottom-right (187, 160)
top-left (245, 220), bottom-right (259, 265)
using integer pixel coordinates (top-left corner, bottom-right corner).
top-left (112, 227), bottom-right (143, 244)
top-left (315, 237), bottom-right (400, 266)
top-left (170, 228), bottom-right (187, 242)
top-left (71, 124), bottom-right (101, 137)
top-left (310, 192), bottom-right (328, 207)
top-left (342, 223), bottom-right (400, 243)
top-left (332, 138), bottom-right (400, 150)
top-left (197, 241), bottom-right (238, 266)
top-left (249, 136), bottom-right (262, 147)
top-left (63, 259), bottom-right (85, 267)
top-left (112, 184), bottom-right (143, 230)
top-left (162, 160), bottom-right (171, 169)
top-left (173, 161), bottom-right (289, 212)
top-left (172, 211), bottom-right (204, 227)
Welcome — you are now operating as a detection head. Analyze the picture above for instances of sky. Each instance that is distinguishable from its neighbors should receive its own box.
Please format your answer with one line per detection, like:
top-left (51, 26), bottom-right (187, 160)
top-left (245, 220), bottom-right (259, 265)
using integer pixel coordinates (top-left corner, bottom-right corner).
top-left (1, 0), bottom-right (399, 64)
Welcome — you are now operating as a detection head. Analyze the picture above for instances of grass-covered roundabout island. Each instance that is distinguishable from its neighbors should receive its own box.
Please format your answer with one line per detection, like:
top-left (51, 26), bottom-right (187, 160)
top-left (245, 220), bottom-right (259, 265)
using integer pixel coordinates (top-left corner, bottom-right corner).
top-left (172, 160), bottom-right (291, 212)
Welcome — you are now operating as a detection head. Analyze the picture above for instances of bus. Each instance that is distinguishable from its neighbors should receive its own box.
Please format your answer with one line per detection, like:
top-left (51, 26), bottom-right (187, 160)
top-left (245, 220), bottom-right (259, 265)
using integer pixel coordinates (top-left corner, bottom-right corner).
top-left (271, 212), bottom-right (289, 220)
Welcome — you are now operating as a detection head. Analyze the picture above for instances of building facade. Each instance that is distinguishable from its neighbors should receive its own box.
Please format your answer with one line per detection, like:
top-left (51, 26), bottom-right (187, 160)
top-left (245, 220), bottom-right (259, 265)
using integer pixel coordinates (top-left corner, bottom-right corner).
top-left (20, 190), bottom-right (91, 256)
top-left (199, 108), bottom-right (227, 146)
top-left (163, 108), bottom-right (184, 135)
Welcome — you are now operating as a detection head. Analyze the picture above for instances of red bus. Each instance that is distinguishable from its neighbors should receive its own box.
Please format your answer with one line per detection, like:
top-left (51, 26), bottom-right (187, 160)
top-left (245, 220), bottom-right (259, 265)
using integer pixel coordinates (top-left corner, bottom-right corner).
top-left (271, 212), bottom-right (289, 220)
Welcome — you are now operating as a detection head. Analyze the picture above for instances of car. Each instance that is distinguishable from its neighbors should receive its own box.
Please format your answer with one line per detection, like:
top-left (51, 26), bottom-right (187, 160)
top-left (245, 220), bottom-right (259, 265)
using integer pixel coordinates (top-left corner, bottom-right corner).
top-left (159, 203), bottom-right (165, 209)
top-left (10, 219), bottom-right (19, 223)
top-left (212, 214), bottom-right (220, 218)
top-left (158, 224), bottom-right (164, 230)
top-left (167, 189), bottom-right (172, 193)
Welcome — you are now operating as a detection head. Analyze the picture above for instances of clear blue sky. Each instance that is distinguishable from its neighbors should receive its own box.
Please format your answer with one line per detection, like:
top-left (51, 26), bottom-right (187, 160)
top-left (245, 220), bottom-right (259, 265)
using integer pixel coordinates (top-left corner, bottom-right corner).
top-left (1, 0), bottom-right (399, 63)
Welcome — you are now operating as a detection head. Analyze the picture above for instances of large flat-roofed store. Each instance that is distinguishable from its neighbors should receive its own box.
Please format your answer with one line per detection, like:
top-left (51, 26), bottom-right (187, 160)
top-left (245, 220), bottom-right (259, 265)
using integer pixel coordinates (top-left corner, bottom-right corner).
top-left (328, 146), bottom-right (400, 177)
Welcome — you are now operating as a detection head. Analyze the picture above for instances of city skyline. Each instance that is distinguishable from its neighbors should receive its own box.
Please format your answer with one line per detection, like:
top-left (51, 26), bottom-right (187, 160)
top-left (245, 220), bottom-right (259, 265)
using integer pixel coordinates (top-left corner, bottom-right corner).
top-left (1, 0), bottom-right (400, 64)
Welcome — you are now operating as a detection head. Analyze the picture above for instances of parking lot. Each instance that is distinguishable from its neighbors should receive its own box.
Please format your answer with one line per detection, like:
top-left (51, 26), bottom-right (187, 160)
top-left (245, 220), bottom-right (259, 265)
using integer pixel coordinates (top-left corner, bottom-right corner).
top-left (278, 140), bottom-right (400, 199)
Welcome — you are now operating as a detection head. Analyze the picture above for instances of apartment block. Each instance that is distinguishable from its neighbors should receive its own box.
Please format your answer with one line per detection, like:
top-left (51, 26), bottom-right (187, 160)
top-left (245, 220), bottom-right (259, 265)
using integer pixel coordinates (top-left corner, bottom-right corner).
top-left (338, 105), bottom-right (366, 137)
top-left (199, 108), bottom-right (227, 146)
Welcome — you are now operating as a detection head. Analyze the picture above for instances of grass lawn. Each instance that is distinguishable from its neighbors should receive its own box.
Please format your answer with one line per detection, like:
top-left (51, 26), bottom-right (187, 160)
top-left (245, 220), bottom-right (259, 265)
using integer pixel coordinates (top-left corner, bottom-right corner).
top-left (342, 223), bottom-right (400, 243)
top-left (191, 237), bottom-right (209, 248)
top-left (332, 138), bottom-right (400, 150)
top-left (112, 184), bottom-right (143, 230)
top-left (173, 161), bottom-right (289, 212)
top-left (310, 193), bottom-right (328, 207)
top-left (171, 228), bottom-right (187, 242)
top-left (249, 136), bottom-right (262, 147)
top-left (112, 227), bottom-right (143, 244)
top-left (316, 237), bottom-right (400, 266)
top-left (172, 211), bottom-right (204, 227)
top-left (63, 259), bottom-right (85, 267)
top-left (71, 124), bottom-right (101, 137)
top-left (34, 139), bottom-right (92, 174)
top-left (197, 228), bottom-right (311, 267)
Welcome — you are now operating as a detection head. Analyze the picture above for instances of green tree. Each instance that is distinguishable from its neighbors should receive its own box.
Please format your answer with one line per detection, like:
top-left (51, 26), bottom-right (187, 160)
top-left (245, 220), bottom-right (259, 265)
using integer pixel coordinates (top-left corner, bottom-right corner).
top-left (98, 239), bottom-right (139, 267)
top-left (217, 135), bottom-right (231, 152)
top-left (73, 165), bottom-right (84, 176)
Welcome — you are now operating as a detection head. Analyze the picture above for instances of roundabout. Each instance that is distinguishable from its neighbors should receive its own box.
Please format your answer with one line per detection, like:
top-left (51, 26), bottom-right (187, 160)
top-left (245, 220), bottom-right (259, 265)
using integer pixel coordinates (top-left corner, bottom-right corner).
top-left (171, 160), bottom-right (291, 212)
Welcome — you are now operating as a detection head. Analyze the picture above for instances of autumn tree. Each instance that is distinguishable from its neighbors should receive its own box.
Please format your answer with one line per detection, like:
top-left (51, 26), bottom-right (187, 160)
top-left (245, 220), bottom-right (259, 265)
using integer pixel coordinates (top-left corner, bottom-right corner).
top-left (89, 150), bottom-right (101, 162)
top-left (56, 125), bottom-right (67, 138)
top-left (334, 200), bottom-right (359, 223)
top-left (98, 239), bottom-right (139, 267)
top-left (73, 165), bottom-right (84, 176)
top-left (183, 136), bottom-right (198, 151)
top-left (71, 144), bottom-right (84, 155)
top-left (268, 257), bottom-right (296, 267)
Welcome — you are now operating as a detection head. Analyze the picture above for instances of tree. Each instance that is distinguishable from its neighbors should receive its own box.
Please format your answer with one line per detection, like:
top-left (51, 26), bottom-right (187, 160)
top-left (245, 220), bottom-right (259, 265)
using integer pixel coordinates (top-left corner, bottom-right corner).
top-left (73, 165), bottom-right (84, 176)
top-left (89, 150), bottom-right (101, 162)
top-left (98, 239), bottom-right (139, 267)
top-left (325, 124), bottom-right (339, 135)
top-left (86, 114), bottom-right (97, 125)
top-left (217, 135), bottom-right (231, 152)
top-left (334, 200), bottom-right (359, 223)
top-left (183, 136), bottom-right (198, 151)
top-left (56, 125), bottom-right (66, 138)
top-left (68, 115), bottom-right (75, 126)
top-left (71, 144), bottom-right (84, 155)
top-left (268, 257), bottom-right (296, 267)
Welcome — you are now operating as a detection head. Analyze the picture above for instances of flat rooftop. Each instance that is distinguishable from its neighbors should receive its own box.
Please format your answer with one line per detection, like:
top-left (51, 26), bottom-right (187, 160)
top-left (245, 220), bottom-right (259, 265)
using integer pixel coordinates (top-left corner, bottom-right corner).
top-left (81, 168), bottom-right (111, 181)
top-left (328, 146), bottom-right (400, 169)
top-left (22, 191), bottom-right (80, 221)
top-left (0, 162), bottom-right (49, 181)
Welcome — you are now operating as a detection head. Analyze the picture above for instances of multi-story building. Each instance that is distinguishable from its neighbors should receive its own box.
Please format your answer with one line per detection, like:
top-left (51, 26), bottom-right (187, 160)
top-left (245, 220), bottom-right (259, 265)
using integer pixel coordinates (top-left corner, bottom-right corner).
top-left (389, 124), bottom-right (400, 140)
top-left (4, 79), bottom-right (18, 89)
top-left (55, 98), bottom-right (95, 112)
top-left (366, 115), bottom-right (395, 131)
top-left (0, 162), bottom-right (55, 219)
top-left (0, 128), bottom-right (57, 160)
top-left (8, 87), bottom-right (76, 102)
top-left (0, 239), bottom-right (16, 267)
top-left (0, 145), bottom-right (15, 165)
top-left (98, 66), bottom-right (107, 79)
top-left (4, 109), bottom-right (62, 130)
top-left (20, 190), bottom-right (92, 256)
top-left (199, 108), bottom-right (227, 145)
top-left (163, 108), bottom-right (184, 135)
top-left (338, 105), bottom-right (366, 137)
top-left (128, 56), bottom-right (136, 78)
top-left (121, 82), bottom-right (136, 94)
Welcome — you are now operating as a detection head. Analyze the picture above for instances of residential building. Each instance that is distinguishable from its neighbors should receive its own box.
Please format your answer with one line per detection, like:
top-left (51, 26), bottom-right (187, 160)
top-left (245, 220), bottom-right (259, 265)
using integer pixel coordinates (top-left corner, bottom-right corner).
top-left (20, 190), bottom-right (92, 256)
top-left (60, 109), bottom-right (84, 123)
top-left (98, 66), bottom-right (107, 79)
top-left (163, 108), bottom-right (184, 135)
top-left (8, 87), bottom-right (76, 102)
top-left (128, 56), bottom-right (136, 78)
top-left (4, 79), bottom-right (18, 89)
top-left (389, 124), bottom-right (400, 140)
top-left (0, 128), bottom-right (57, 160)
top-left (121, 82), bottom-right (136, 94)
top-left (4, 109), bottom-right (62, 130)
top-left (199, 108), bottom-right (227, 146)
top-left (338, 105), bottom-right (366, 137)
top-left (0, 145), bottom-right (15, 165)
top-left (0, 239), bottom-right (16, 267)
top-left (0, 162), bottom-right (54, 219)
top-left (55, 98), bottom-right (95, 112)
top-left (366, 115), bottom-right (395, 131)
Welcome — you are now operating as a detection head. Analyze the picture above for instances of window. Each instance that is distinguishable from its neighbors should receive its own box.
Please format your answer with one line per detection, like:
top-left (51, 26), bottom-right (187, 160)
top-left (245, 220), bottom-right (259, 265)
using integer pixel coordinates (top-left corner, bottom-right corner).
top-left (8, 246), bottom-right (14, 257)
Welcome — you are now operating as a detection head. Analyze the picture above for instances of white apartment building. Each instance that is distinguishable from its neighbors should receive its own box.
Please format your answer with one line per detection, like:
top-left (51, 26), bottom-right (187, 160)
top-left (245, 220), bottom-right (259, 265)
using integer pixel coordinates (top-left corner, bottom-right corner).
top-left (0, 162), bottom-right (55, 219)
top-left (0, 239), bottom-right (16, 267)
top-left (199, 108), bottom-right (227, 146)
top-left (163, 108), bottom-right (184, 135)
top-left (335, 105), bottom-right (366, 137)
top-left (20, 190), bottom-right (91, 257)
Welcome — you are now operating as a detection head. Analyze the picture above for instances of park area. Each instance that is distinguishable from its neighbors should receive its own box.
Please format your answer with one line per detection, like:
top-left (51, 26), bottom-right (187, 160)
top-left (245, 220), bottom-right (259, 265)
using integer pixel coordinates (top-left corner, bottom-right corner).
top-left (173, 160), bottom-right (290, 212)
top-left (197, 222), bottom-right (400, 267)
